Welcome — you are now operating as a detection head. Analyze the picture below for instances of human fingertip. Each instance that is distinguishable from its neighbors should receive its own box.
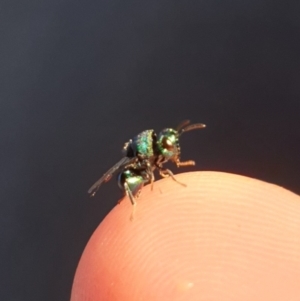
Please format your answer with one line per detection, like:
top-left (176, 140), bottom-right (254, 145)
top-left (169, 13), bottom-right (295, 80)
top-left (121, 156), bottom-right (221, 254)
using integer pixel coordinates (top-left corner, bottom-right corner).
top-left (71, 171), bottom-right (300, 301)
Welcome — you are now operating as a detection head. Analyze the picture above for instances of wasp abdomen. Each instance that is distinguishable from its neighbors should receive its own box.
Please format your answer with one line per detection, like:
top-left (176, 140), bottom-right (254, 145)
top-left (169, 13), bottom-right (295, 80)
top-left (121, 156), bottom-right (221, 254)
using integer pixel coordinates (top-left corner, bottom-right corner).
top-left (118, 169), bottom-right (149, 197)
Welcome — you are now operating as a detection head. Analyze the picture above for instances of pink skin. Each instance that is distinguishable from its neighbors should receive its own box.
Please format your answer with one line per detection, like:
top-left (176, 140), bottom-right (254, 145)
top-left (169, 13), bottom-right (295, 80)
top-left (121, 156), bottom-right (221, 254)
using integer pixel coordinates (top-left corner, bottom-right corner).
top-left (71, 171), bottom-right (300, 301)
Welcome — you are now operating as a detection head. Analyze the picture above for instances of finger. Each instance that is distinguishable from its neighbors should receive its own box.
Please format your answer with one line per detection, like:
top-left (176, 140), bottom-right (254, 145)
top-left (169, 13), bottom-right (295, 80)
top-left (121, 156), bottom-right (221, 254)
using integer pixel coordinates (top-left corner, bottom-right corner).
top-left (71, 171), bottom-right (300, 301)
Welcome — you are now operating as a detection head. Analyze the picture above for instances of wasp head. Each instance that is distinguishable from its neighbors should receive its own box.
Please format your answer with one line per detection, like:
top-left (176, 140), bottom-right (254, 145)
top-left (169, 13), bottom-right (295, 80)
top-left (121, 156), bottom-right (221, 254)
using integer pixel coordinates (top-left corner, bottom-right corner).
top-left (157, 121), bottom-right (206, 164)
top-left (157, 128), bottom-right (181, 162)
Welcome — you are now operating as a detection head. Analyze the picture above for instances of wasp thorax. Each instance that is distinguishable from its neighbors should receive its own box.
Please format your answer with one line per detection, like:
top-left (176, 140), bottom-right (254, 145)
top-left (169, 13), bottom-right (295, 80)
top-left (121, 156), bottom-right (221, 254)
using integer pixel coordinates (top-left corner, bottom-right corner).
top-left (157, 128), bottom-right (180, 160)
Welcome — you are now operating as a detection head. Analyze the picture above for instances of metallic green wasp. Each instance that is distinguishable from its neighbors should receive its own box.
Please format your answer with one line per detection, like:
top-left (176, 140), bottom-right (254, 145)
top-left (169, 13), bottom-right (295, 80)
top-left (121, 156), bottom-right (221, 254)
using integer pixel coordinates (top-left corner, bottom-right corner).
top-left (88, 120), bottom-right (206, 207)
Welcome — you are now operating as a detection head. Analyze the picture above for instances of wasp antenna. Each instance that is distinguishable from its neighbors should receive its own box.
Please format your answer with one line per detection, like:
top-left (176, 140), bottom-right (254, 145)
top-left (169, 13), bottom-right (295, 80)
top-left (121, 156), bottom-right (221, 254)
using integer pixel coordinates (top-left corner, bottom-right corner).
top-left (176, 120), bottom-right (190, 131)
top-left (179, 123), bottom-right (206, 135)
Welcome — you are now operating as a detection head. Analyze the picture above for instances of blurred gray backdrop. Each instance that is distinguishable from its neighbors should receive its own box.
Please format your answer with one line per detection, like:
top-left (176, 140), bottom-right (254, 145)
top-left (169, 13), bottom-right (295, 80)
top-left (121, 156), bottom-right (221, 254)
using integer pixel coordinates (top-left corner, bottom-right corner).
top-left (1, 0), bottom-right (299, 300)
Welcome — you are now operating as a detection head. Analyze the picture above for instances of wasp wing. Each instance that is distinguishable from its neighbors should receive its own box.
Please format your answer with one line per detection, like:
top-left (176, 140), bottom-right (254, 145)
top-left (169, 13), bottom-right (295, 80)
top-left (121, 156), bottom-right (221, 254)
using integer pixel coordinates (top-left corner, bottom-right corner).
top-left (88, 156), bottom-right (137, 196)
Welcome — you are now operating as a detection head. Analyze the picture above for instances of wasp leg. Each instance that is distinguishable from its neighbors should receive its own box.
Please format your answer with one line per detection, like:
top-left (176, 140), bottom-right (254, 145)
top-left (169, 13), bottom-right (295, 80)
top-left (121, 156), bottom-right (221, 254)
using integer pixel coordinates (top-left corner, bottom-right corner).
top-left (159, 168), bottom-right (187, 187)
top-left (148, 166), bottom-right (155, 191)
top-left (143, 161), bottom-right (155, 191)
top-left (122, 139), bottom-right (132, 152)
top-left (123, 182), bottom-right (137, 206)
top-left (175, 160), bottom-right (195, 167)
top-left (150, 177), bottom-right (154, 191)
top-left (149, 169), bottom-right (155, 191)
top-left (123, 182), bottom-right (138, 220)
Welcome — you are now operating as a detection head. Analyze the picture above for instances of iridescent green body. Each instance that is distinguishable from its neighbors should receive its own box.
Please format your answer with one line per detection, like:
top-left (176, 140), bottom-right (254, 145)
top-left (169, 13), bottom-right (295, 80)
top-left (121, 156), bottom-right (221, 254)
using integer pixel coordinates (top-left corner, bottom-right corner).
top-left (88, 120), bottom-right (206, 210)
top-left (156, 128), bottom-right (181, 164)
top-left (118, 169), bottom-right (150, 204)
top-left (123, 130), bottom-right (156, 163)
top-left (135, 130), bottom-right (155, 158)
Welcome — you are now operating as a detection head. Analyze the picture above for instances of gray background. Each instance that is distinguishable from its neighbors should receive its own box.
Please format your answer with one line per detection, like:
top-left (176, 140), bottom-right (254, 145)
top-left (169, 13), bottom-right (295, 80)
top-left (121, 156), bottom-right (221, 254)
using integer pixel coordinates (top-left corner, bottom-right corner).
top-left (1, 0), bottom-right (299, 300)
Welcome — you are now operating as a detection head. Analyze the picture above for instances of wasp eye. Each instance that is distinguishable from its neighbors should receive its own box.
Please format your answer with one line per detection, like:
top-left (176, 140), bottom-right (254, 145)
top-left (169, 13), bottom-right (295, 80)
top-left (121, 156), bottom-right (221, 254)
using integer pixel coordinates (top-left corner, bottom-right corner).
top-left (162, 137), bottom-right (173, 150)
